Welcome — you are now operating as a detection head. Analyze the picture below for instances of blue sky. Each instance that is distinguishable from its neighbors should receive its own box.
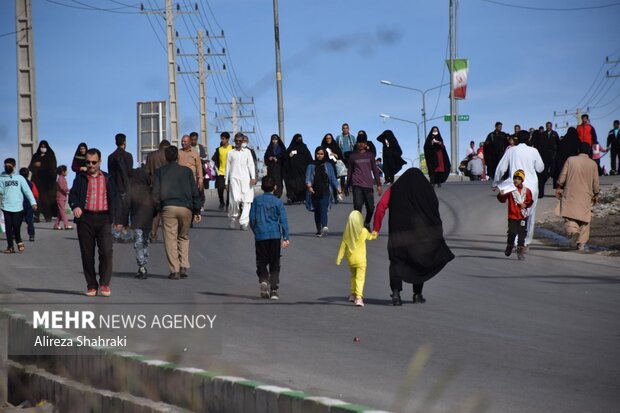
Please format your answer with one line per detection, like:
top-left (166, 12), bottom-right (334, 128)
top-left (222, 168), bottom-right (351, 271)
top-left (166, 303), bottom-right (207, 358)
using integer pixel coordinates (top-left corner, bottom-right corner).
top-left (1, 0), bottom-right (619, 172)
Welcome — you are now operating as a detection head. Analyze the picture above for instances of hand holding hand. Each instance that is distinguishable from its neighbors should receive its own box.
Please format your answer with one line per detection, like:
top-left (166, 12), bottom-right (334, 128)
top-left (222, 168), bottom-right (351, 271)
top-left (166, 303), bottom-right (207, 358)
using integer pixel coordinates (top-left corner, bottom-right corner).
top-left (32, 204), bottom-right (38, 211)
top-left (377, 185), bottom-right (383, 195)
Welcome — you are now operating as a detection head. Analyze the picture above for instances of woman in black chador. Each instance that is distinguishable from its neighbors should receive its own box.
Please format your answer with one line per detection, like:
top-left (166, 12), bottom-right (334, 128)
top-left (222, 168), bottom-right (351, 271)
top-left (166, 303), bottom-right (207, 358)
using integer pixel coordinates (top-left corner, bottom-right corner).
top-left (284, 133), bottom-right (312, 204)
top-left (376, 130), bottom-right (406, 184)
top-left (373, 168), bottom-right (454, 305)
top-left (553, 127), bottom-right (580, 188)
top-left (28, 140), bottom-right (58, 221)
top-left (264, 134), bottom-right (287, 198)
top-left (423, 126), bottom-right (451, 187)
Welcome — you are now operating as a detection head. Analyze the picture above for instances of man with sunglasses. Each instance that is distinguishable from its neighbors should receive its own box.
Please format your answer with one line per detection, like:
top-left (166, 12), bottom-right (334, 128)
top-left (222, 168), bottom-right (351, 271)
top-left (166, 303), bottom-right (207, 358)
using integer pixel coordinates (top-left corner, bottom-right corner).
top-left (225, 133), bottom-right (257, 230)
top-left (69, 148), bottom-right (120, 297)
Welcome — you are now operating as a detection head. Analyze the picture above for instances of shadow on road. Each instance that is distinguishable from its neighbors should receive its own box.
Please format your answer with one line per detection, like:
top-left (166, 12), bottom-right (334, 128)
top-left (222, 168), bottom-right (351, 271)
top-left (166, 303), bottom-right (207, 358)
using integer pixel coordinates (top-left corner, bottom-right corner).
top-left (16, 287), bottom-right (85, 296)
top-left (463, 274), bottom-right (620, 284)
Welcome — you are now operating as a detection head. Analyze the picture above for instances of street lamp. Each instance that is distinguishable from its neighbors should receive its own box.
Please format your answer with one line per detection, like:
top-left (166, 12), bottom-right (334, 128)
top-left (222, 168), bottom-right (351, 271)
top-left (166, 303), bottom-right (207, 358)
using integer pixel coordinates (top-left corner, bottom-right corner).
top-left (380, 80), bottom-right (449, 140)
top-left (379, 113), bottom-right (421, 158)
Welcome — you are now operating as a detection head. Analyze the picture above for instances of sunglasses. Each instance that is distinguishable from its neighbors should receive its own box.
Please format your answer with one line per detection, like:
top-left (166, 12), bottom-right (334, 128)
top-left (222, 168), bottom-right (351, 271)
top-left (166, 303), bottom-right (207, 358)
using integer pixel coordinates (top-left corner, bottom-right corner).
top-left (86, 161), bottom-right (99, 165)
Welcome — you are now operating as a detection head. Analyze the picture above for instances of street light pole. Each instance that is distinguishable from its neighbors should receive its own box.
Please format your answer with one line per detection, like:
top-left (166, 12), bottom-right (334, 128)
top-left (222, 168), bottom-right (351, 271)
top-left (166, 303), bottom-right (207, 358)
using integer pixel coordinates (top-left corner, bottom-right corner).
top-left (272, 0), bottom-right (285, 143)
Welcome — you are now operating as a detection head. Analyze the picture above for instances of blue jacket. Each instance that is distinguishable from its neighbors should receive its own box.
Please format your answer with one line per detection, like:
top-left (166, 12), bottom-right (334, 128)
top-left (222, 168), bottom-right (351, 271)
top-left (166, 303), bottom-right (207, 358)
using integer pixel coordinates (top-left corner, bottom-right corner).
top-left (249, 193), bottom-right (289, 241)
top-left (0, 172), bottom-right (36, 212)
top-left (305, 162), bottom-right (340, 191)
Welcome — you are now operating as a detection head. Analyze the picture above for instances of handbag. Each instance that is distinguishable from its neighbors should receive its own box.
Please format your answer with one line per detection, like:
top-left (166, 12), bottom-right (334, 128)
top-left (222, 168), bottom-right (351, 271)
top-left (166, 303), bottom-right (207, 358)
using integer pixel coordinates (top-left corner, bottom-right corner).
top-left (335, 160), bottom-right (348, 178)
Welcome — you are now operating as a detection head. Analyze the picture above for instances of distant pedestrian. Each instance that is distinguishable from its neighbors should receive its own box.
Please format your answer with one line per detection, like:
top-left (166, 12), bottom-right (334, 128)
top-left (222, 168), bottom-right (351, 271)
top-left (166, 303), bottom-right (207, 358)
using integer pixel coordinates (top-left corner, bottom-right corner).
top-left (242, 135), bottom-right (260, 179)
top-left (264, 134), bottom-right (287, 198)
top-left (18, 167), bottom-right (38, 242)
top-left (554, 127), bottom-right (580, 188)
top-left (284, 133), bottom-right (312, 204)
top-left (1, 158), bottom-right (37, 254)
top-left (591, 138), bottom-right (608, 176)
top-left (108, 133), bottom-right (133, 241)
top-left (189, 131), bottom-right (210, 193)
top-left (376, 130), bottom-right (406, 185)
top-left (346, 132), bottom-right (383, 229)
top-left (54, 165), bottom-right (72, 230)
top-left (68, 148), bottom-right (120, 297)
top-left (493, 130), bottom-right (544, 246)
top-left (373, 168), bottom-right (454, 306)
top-left (484, 122), bottom-right (509, 179)
top-left (534, 122), bottom-right (559, 198)
top-left (120, 165), bottom-right (156, 279)
top-left (555, 143), bottom-right (600, 251)
top-left (497, 169), bottom-right (533, 260)
top-left (212, 132), bottom-right (233, 210)
top-left (467, 154), bottom-right (484, 181)
top-left (336, 210), bottom-right (377, 307)
top-left (336, 123), bottom-right (356, 195)
top-left (152, 146), bottom-right (202, 280)
top-left (226, 133), bottom-right (257, 230)
top-left (320, 133), bottom-right (343, 202)
top-left (71, 143), bottom-right (88, 175)
top-left (576, 114), bottom-right (597, 154)
top-left (178, 134), bottom-right (204, 199)
top-left (465, 140), bottom-right (476, 158)
top-left (607, 120), bottom-right (620, 175)
top-left (249, 176), bottom-right (290, 300)
top-left (423, 126), bottom-right (451, 188)
top-left (28, 140), bottom-right (57, 222)
top-left (305, 146), bottom-right (342, 237)
top-left (145, 139), bottom-right (170, 241)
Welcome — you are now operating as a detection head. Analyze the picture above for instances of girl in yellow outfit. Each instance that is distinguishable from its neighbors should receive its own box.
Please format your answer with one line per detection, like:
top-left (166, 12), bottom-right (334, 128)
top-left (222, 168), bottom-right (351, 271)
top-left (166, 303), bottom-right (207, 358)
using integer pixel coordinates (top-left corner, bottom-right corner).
top-left (336, 210), bottom-right (377, 307)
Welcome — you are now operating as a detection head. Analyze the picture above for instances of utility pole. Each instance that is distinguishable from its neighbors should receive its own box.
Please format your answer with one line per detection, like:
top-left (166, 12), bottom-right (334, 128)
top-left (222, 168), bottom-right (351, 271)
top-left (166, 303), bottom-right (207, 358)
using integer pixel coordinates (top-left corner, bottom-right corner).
top-left (215, 97), bottom-right (256, 137)
top-left (273, 0), bottom-right (285, 142)
top-left (448, 0), bottom-right (457, 174)
top-left (553, 108), bottom-right (589, 128)
top-left (15, 0), bottom-right (38, 168)
top-left (165, 0), bottom-right (179, 145)
top-left (606, 56), bottom-right (620, 78)
top-left (198, 30), bottom-right (207, 152)
top-left (232, 97), bottom-right (237, 136)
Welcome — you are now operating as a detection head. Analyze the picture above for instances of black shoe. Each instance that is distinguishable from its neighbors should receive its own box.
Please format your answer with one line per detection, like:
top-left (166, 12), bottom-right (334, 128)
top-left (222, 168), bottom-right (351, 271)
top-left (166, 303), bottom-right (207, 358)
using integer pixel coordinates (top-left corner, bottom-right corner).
top-left (218, 203), bottom-right (225, 211)
top-left (180, 267), bottom-right (188, 278)
top-left (413, 293), bottom-right (426, 304)
top-left (135, 267), bottom-right (148, 279)
top-left (504, 245), bottom-right (513, 257)
top-left (168, 272), bottom-right (180, 280)
top-left (391, 289), bottom-right (402, 306)
top-left (437, 183), bottom-right (442, 188)
top-left (270, 290), bottom-right (279, 300)
top-left (29, 236), bottom-right (35, 242)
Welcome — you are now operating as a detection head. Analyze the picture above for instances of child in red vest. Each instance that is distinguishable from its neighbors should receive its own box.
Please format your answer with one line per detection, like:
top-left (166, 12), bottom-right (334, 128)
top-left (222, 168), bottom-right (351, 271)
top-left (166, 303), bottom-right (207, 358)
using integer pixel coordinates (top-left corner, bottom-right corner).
top-left (497, 169), bottom-right (533, 260)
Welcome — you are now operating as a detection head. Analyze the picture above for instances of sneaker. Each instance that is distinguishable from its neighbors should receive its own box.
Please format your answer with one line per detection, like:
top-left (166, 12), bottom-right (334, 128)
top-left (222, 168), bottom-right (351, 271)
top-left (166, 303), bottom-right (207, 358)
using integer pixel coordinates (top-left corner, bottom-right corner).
top-left (218, 202), bottom-right (225, 211)
top-left (576, 243), bottom-right (586, 251)
top-left (321, 227), bottom-right (329, 236)
top-left (100, 286), bottom-right (111, 297)
top-left (85, 288), bottom-right (97, 297)
top-left (504, 245), bottom-right (513, 257)
top-left (17, 242), bottom-right (25, 252)
top-left (2, 247), bottom-right (15, 254)
top-left (229, 220), bottom-right (236, 230)
top-left (168, 272), bottom-right (180, 280)
top-left (135, 267), bottom-right (148, 279)
top-left (180, 267), bottom-right (188, 278)
top-left (354, 297), bottom-right (364, 307)
top-left (315, 231), bottom-right (322, 237)
top-left (413, 293), bottom-right (426, 304)
top-left (260, 281), bottom-right (270, 299)
top-left (240, 224), bottom-right (249, 231)
top-left (29, 236), bottom-right (35, 242)
top-left (270, 290), bottom-right (279, 300)
top-left (391, 290), bottom-right (402, 306)
top-left (348, 294), bottom-right (356, 302)
top-left (569, 233), bottom-right (579, 249)
top-left (517, 246), bottom-right (526, 260)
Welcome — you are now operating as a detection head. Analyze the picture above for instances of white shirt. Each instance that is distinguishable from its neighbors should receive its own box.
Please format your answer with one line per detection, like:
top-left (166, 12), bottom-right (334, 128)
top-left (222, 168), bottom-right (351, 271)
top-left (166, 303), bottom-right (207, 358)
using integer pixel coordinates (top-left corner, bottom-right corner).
top-left (225, 148), bottom-right (256, 203)
top-left (493, 143), bottom-right (544, 195)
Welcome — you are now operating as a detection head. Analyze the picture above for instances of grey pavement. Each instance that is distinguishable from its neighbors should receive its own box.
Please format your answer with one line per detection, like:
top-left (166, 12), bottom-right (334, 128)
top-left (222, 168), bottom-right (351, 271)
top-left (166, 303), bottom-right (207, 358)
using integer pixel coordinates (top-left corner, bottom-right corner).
top-left (1, 179), bottom-right (619, 412)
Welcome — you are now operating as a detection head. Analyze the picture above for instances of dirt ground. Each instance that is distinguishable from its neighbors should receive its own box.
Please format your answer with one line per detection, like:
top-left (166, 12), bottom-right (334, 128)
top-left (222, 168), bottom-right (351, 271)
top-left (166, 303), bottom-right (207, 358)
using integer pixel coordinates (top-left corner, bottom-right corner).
top-left (536, 176), bottom-right (620, 256)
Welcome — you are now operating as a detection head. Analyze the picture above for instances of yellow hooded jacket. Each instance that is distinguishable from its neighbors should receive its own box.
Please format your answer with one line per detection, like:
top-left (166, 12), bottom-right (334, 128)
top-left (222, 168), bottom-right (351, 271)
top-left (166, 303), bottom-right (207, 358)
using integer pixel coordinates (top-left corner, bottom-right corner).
top-left (336, 210), bottom-right (377, 267)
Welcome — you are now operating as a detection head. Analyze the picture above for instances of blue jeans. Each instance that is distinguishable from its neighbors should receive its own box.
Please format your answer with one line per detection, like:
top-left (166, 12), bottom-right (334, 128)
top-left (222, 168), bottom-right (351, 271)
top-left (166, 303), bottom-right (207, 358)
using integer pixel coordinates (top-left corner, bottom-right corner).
top-left (312, 195), bottom-right (330, 231)
top-left (22, 203), bottom-right (35, 237)
top-left (133, 229), bottom-right (150, 267)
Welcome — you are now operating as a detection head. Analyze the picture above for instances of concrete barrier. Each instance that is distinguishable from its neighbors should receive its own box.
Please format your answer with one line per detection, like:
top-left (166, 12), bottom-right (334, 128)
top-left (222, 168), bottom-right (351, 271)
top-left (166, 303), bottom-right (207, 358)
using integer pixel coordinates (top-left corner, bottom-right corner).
top-left (2, 309), bottom-right (393, 413)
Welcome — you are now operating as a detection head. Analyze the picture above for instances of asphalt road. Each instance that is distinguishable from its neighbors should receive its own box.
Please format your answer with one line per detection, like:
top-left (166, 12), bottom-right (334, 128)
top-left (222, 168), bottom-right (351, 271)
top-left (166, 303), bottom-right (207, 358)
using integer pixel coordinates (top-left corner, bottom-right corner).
top-left (1, 179), bottom-right (619, 413)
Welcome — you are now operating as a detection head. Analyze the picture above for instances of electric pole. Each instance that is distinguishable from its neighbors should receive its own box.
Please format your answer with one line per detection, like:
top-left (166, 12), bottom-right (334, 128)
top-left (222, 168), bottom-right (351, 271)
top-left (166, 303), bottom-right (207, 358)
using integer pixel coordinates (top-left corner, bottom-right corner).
top-left (215, 97), bottom-right (256, 137)
top-left (273, 0), bottom-right (285, 143)
top-left (165, 0), bottom-right (179, 145)
top-left (16, 0), bottom-right (38, 168)
top-left (448, 0), bottom-right (458, 174)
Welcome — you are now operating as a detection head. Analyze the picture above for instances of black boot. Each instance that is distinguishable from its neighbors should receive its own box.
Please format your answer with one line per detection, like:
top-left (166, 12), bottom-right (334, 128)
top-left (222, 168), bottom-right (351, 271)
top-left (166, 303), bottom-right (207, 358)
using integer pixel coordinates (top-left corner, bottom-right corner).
top-left (391, 289), bottom-right (402, 306)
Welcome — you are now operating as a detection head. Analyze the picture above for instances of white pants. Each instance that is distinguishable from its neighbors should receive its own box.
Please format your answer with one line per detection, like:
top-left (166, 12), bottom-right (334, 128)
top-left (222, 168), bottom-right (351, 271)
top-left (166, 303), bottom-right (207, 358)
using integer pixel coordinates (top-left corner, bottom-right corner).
top-left (228, 201), bottom-right (251, 226)
top-left (525, 189), bottom-right (538, 246)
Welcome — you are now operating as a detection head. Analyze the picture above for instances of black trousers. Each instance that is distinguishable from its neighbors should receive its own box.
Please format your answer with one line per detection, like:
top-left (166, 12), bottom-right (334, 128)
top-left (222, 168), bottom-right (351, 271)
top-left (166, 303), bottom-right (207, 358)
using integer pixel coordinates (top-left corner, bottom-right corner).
top-left (2, 210), bottom-right (24, 249)
top-left (611, 147), bottom-right (619, 172)
top-left (507, 218), bottom-right (527, 247)
top-left (215, 176), bottom-right (229, 206)
top-left (22, 204), bottom-right (35, 237)
top-left (352, 186), bottom-right (375, 226)
top-left (389, 262), bottom-right (423, 294)
top-left (255, 239), bottom-right (281, 290)
top-left (77, 212), bottom-right (113, 289)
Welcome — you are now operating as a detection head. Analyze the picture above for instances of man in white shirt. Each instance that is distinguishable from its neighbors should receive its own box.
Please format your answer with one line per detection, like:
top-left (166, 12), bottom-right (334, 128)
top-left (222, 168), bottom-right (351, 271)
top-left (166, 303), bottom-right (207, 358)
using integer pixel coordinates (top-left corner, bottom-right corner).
top-left (225, 133), bottom-right (257, 230)
top-left (493, 130), bottom-right (544, 246)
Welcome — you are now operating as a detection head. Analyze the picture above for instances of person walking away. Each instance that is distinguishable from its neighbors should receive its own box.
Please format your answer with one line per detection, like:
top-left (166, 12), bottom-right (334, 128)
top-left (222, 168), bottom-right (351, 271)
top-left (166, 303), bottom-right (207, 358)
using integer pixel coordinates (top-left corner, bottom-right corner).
top-left (423, 126), bottom-right (451, 187)
top-left (1, 158), bottom-right (37, 253)
top-left (249, 176), bottom-right (290, 300)
top-left (28, 140), bottom-right (57, 222)
top-left (152, 146), bottom-right (202, 279)
top-left (336, 210), bottom-right (377, 307)
top-left (497, 169), bottom-right (533, 260)
top-left (553, 127), bottom-right (580, 190)
top-left (576, 114), bottom-right (597, 157)
top-left (483, 122), bottom-right (509, 180)
top-left (284, 134), bottom-right (312, 204)
top-left (145, 139), bottom-right (170, 241)
top-left (18, 167), bottom-right (38, 242)
top-left (555, 143), bottom-right (600, 251)
top-left (242, 135), bottom-right (260, 179)
top-left (212, 132), bottom-right (233, 210)
top-left (607, 120), bottom-right (620, 175)
top-left (68, 148), bottom-right (120, 297)
top-left (119, 165), bottom-right (156, 279)
top-left (493, 130), bottom-right (544, 247)
top-left (346, 132), bottom-right (383, 229)
top-left (264, 134), bottom-right (287, 198)
top-left (305, 147), bottom-right (342, 237)
top-left (54, 165), bottom-right (72, 230)
top-left (376, 130), bottom-right (406, 185)
top-left (373, 168), bottom-right (454, 306)
top-left (591, 138), bottom-right (608, 176)
top-left (226, 133), bottom-right (257, 230)
top-left (534, 122), bottom-right (559, 198)
top-left (108, 133), bottom-right (134, 241)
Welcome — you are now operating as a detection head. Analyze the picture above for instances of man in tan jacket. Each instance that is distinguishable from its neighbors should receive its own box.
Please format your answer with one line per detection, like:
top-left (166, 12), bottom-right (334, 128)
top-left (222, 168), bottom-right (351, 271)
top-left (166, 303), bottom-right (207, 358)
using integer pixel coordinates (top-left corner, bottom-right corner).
top-left (178, 135), bottom-right (204, 192)
top-left (555, 142), bottom-right (600, 250)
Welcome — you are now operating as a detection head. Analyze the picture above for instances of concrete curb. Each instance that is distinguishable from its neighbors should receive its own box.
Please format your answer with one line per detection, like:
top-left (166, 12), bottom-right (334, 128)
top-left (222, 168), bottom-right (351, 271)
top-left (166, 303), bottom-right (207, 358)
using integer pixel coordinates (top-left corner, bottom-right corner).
top-left (2, 309), bottom-right (392, 413)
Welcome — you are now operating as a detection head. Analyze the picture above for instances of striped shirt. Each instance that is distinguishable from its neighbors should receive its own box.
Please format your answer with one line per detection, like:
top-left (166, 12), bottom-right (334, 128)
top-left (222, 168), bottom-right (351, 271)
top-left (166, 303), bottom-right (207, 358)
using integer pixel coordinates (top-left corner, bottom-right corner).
top-left (85, 171), bottom-right (108, 212)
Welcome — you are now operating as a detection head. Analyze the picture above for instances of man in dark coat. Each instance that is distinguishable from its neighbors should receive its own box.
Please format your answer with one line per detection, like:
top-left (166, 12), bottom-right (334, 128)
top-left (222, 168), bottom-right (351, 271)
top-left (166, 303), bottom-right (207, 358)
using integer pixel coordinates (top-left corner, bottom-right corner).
top-left (607, 120), bottom-right (620, 174)
top-left (484, 122), bottom-right (509, 180)
top-left (376, 130), bottom-right (406, 184)
top-left (534, 122), bottom-right (560, 198)
top-left (554, 127), bottom-right (581, 188)
top-left (145, 139), bottom-right (170, 241)
top-left (107, 133), bottom-right (134, 198)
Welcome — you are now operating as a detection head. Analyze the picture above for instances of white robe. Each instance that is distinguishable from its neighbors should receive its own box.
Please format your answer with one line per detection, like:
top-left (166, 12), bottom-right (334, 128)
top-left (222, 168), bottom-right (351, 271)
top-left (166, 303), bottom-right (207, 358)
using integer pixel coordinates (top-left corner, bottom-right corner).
top-left (225, 148), bottom-right (256, 204)
top-left (493, 143), bottom-right (544, 245)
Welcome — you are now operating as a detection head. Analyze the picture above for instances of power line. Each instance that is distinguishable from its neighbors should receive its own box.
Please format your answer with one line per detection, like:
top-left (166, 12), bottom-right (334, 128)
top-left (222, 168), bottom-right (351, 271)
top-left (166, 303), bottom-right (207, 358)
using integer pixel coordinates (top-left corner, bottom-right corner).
top-left (592, 100), bottom-right (620, 120)
top-left (43, 0), bottom-right (146, 13)
top-left (480, 0), bottom-right (620, 11)
top-left (573, 63), bottom-right (605, 109)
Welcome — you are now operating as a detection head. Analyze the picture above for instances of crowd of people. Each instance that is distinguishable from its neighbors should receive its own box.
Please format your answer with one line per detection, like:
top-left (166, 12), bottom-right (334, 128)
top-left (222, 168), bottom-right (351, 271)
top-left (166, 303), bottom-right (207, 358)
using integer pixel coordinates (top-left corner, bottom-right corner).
top-left (2, 116), bottom-right (614, 303)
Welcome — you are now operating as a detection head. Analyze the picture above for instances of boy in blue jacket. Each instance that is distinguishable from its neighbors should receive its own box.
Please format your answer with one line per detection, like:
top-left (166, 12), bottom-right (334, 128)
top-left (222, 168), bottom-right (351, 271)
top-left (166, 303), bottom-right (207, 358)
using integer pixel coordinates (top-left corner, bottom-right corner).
top-left (0, 158), bottom-right (37, 253)
top-left (249, 176), bottom-right (290, 299)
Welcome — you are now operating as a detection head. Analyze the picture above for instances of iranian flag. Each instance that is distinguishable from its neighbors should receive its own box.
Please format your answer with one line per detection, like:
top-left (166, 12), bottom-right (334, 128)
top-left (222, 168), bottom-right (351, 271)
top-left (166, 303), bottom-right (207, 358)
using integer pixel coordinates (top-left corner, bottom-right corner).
top-left (446, 59), bottom-right (468, 100)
